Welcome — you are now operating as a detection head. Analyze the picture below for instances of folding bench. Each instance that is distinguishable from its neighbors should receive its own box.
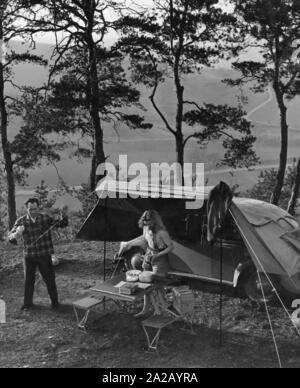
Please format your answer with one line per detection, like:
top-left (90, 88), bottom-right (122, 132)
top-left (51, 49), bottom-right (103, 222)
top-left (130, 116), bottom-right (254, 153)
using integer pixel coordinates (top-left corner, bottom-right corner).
top-left (72, 296), bottom-right (103, 330)
top-left (142, 314), bottom-right (180, 352)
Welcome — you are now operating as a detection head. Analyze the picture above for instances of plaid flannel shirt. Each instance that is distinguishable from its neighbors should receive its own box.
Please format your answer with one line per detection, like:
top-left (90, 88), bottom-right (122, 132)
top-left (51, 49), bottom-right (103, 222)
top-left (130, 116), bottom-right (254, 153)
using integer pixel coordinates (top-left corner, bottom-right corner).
top-left (10, 213), bottom-right (68, 257)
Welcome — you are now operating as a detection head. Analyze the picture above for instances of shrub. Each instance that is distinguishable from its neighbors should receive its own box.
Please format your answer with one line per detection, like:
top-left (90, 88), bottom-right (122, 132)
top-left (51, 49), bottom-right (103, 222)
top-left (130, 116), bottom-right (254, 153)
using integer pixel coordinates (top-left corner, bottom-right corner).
top-left (246, 164), bottom-right (300, 211)
top-left (73, 183), bottom-right (98, 220)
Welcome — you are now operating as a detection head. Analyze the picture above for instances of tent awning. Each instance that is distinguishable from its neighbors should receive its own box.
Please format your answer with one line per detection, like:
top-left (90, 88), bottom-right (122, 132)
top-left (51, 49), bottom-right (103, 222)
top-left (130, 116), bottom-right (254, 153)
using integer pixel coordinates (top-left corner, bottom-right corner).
top-left (76, 196), bottom-right (187, 242)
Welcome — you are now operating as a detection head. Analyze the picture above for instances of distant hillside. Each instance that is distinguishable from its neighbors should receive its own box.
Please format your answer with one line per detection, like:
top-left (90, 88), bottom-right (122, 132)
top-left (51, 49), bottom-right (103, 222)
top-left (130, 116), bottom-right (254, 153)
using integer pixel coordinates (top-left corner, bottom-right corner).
top-left (4, 41), bottom-right (300, 199)
top-left (7, 40), bottom-right (268, 139)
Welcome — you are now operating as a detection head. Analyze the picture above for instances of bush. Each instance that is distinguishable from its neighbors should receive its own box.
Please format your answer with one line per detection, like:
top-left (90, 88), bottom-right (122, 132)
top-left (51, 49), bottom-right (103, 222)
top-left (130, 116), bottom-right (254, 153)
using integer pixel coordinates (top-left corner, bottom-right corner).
top-left (246, 164), bottom-right (300, 211)
top-left (73, 183), bottom-right (98, 219)
top-left (33, 180), bottom-right (78, 243)
top-left (62, 183), bottom-right (98, 241)
top-left (34, 180), bottom-right (58, 210)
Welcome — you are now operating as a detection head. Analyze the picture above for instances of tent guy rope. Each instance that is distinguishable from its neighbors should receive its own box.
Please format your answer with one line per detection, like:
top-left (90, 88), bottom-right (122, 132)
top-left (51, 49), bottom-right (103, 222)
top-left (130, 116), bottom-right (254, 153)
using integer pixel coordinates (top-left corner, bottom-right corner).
top-left (257, 269), bottom-right (283, 369)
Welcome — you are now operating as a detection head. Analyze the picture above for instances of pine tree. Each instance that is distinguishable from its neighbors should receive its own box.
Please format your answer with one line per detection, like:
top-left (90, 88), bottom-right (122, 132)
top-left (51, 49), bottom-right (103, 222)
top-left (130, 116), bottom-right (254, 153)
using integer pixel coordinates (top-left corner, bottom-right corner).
top-left (0, 0), bottom-right (47, 228)
top-left (226, 0), bottom-right (300, 205)
top-left (116, 0), bottom-right (259, 178)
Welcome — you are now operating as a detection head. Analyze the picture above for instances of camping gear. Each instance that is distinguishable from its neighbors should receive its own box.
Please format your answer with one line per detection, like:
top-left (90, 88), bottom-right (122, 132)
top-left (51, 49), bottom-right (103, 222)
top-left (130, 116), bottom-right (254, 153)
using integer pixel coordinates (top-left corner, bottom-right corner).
top-left (126, 270), bottom-right (141, 282)
top-left (118, 282), bottom-right (139, 295)
top-left (207, 181), bottom-right (233, 243)
top-left (139, 271), bottom-right (155, 283)
top-left (172, 286), bottom-right (195, 315)
top-left (131, 253), bottom-right (144, 270)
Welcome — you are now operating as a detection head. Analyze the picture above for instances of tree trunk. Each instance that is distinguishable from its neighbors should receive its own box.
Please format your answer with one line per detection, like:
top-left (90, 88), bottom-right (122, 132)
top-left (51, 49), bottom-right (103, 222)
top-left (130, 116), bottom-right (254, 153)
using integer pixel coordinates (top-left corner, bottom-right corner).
top-left (88, 58), bottom-right (106, 191)
top-left (175, 69), bottom-right (184, 163)
top-left (271, 91), bottom-right (288, 206)
top-left (176, 135), bottom-right (184, 184)
top-left (176, 136), bottom-right (184, 167)
top-left (287, 158), bottom-right (300, 216)
top-left (173, 4), bottom-right (188, 183)
top-left (0, 20), bottom-right (16, 229)
top-left (174, 52), bottom-right (185, 183)
top-left (89, 154), bottom-right (96, 192)
top-left (86, 6), bottom-right (106, 191)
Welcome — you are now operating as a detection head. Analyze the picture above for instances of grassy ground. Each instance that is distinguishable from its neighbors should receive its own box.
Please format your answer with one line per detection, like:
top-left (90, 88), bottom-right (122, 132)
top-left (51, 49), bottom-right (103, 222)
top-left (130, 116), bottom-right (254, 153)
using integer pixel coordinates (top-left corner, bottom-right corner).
top-left (1, 240), bottom-right (300, 369)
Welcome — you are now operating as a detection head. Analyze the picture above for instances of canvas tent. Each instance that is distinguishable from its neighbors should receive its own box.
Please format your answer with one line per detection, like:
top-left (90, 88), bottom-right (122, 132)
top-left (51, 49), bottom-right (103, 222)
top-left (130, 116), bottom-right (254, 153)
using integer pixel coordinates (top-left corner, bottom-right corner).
top-left (231, 199), bottom-right (300, 284)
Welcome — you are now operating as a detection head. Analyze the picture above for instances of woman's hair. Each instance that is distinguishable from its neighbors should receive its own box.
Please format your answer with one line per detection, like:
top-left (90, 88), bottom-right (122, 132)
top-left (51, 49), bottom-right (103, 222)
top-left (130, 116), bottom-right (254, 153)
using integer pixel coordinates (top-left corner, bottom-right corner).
top-left (138, 209), bottom-right (167, 232)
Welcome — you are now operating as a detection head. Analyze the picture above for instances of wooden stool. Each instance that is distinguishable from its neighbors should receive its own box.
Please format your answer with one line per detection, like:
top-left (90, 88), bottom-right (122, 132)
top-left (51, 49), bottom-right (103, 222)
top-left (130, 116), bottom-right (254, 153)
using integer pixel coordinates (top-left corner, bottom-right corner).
top-left (142, 315), bottom-right (180, 351)
top-left (72, 297), bottom-right (103, 330)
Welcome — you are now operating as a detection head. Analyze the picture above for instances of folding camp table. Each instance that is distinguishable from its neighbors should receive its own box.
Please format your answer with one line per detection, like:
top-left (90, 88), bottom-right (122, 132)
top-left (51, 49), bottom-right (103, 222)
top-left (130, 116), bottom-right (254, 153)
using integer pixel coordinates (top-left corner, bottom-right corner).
top-left (89, 275), bottom-right (155, 303)
top-left (72, 275), bottom-right (156, 329)
top-left (72, 275), bottom-right (152, 330)
top-left (77, 275), bottom-right (184, 349)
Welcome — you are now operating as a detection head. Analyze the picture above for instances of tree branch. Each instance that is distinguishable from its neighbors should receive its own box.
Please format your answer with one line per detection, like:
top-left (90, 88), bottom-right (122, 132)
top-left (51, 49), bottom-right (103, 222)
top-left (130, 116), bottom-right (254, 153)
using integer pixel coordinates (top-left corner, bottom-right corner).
top-left (146, 47), bottom-right (176, 136)
top-left (183, 134), bottom-right (195, 147)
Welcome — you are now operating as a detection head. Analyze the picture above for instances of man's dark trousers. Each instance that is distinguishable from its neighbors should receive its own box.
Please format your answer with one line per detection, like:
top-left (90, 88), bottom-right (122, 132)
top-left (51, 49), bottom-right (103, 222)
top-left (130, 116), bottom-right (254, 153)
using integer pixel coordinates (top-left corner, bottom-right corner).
top-left (23, 254), bottom-right (58, 306)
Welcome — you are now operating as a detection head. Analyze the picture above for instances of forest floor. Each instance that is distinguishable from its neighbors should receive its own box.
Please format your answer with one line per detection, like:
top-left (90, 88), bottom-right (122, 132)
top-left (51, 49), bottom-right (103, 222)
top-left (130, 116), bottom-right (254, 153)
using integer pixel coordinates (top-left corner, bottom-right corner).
top-left (0, 240), bottom-right (300, 369)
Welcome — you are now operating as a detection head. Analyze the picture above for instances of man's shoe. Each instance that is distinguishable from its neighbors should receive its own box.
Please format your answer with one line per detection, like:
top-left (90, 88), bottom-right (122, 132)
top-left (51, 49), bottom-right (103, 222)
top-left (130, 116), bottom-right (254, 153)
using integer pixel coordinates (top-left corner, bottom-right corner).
top-left (21, 304), bottom-right (35, 311)
top-left (51, 302), bottom-right (60, 310)
top-left (51, 303), bottom-right (69, 312)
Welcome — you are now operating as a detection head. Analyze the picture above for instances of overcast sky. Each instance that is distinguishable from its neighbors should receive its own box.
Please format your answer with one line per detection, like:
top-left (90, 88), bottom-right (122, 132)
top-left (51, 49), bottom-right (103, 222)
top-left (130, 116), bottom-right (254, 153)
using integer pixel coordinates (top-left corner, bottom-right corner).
top-left (34, 0), bottom-right (233, 44)
top-left (34, 0), bottom-right (154, 44)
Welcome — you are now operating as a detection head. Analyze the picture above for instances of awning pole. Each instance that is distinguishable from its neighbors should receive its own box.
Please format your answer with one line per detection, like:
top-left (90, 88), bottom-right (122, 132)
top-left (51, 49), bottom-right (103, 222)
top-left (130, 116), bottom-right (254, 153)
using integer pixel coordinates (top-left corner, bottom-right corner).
top-left (219, 237), bottom-right (223, 347)
top-left (103, 197), bottom-right (108, 310)
top-left (103, 197), bottom-right (108, 282)
top-left (104, 239), bottom-right (107, 282)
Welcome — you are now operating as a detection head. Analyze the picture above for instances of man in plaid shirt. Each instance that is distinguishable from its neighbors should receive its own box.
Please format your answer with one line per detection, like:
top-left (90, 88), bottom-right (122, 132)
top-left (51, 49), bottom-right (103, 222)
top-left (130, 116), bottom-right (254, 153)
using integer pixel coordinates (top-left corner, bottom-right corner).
top-left (8, 197), bottom-right (69, 311)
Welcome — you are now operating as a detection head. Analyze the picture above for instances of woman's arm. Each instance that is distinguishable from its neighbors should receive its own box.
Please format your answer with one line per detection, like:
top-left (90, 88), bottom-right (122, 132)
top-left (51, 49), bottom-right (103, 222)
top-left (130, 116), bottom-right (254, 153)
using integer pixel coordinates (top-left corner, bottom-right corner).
top-left (118, 234), bottom-right (147, 255)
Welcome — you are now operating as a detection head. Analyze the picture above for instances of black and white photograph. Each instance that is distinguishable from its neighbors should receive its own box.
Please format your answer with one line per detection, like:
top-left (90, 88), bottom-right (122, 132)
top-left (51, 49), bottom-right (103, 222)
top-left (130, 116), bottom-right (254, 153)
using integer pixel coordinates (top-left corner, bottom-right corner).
top-left (1, 0), bottom-right (300, 371)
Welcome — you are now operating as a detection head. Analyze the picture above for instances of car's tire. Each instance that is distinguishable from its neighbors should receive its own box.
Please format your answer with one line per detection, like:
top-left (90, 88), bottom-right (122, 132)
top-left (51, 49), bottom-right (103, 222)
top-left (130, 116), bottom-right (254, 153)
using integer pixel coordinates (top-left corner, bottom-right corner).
top-left (241, 266), bottom-right (278, 304)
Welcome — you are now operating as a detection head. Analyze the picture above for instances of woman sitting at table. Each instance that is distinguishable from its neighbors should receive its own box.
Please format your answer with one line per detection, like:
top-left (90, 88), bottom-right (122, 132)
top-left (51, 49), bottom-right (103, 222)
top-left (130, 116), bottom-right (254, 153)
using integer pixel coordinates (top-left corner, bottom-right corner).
top-left (119, 209), bottom-right (174, 318)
